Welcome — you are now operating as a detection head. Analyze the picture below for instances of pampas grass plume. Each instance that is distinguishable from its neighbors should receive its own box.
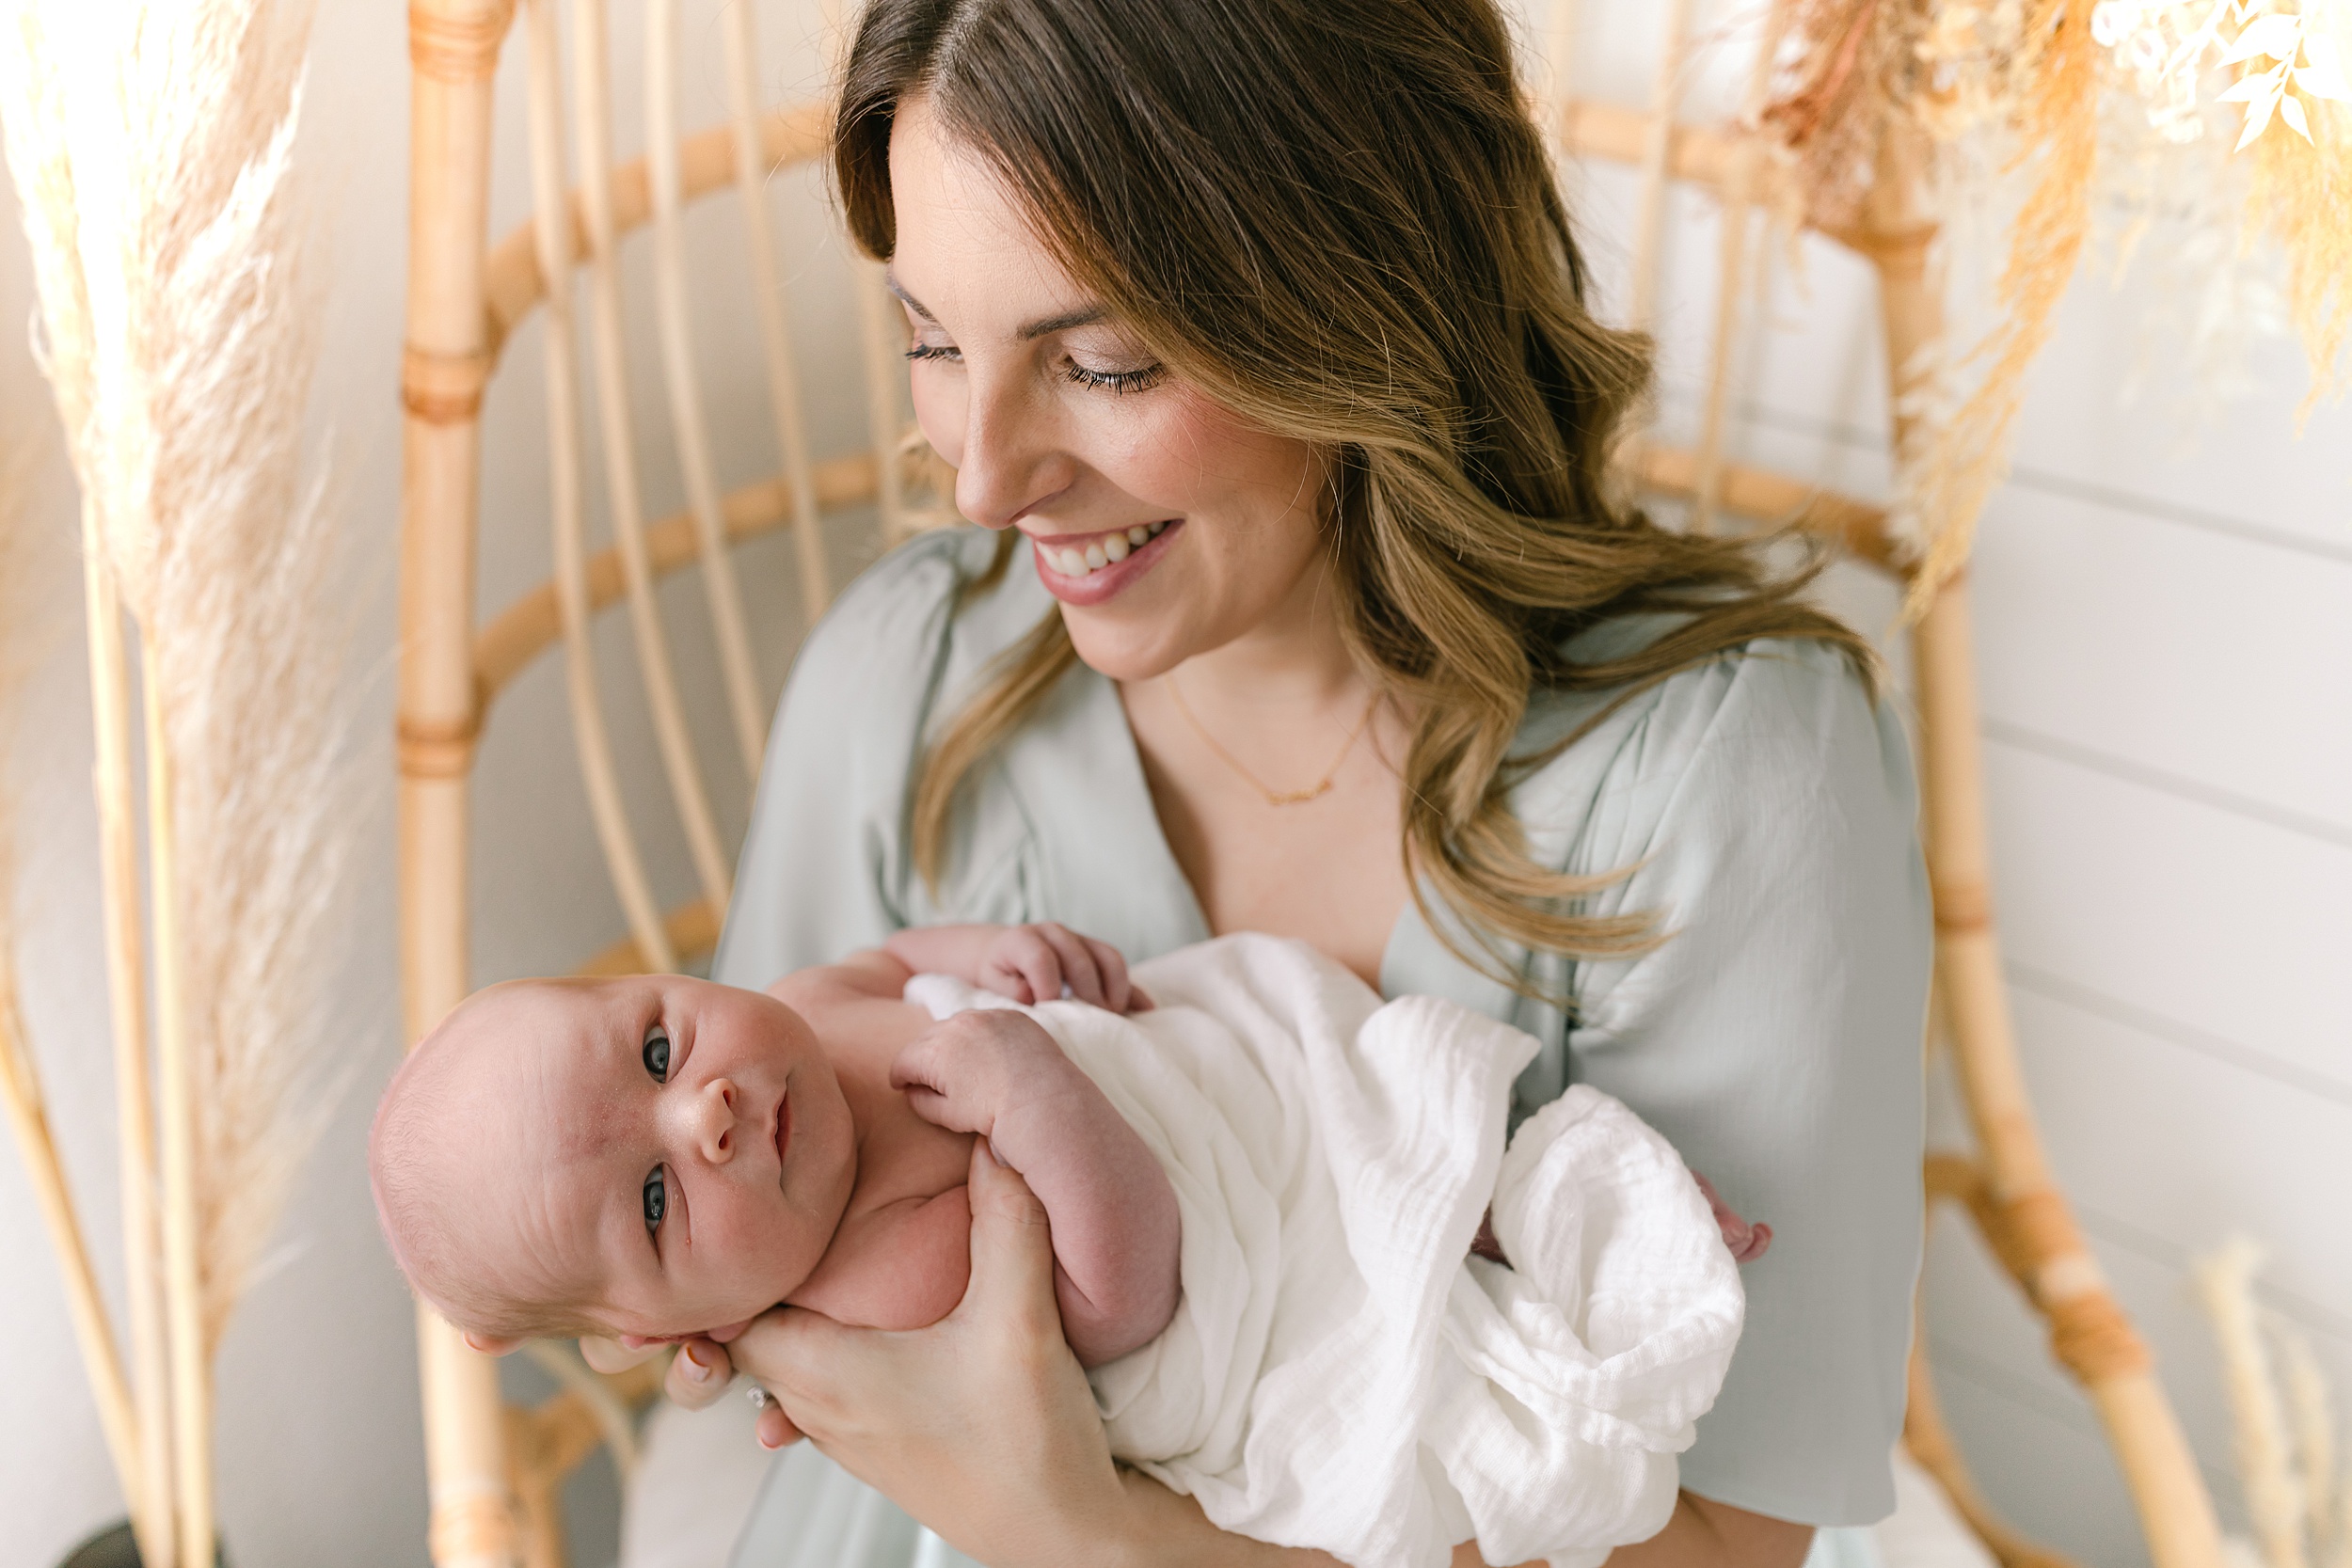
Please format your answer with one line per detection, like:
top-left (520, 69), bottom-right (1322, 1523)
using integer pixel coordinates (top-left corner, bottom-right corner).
top-left (2196, 1240), bottom-right (2312, 1568)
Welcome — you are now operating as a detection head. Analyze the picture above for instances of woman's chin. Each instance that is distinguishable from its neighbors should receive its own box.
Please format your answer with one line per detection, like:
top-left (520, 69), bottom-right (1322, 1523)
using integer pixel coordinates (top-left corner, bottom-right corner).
top-left (1061, 613), bottom-right (1196, 685)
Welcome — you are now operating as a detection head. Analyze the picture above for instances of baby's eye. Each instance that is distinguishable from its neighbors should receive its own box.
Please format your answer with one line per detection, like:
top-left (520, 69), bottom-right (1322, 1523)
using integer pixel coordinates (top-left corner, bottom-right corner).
top-left (643, 1166), bottom-right (667, 1235)
top-left (643, 1026), bottom-right (671, 1084)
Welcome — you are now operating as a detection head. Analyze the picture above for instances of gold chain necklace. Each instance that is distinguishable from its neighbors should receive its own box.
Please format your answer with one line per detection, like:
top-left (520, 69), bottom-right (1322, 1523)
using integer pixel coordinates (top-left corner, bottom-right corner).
top-left (1167, 674), bottom-right (1380, 807)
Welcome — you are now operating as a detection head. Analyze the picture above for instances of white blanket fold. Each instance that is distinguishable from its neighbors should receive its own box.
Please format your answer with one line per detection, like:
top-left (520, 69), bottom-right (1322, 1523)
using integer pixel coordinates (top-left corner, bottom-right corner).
top-left (905, 934), bottom-right (1742, 1568)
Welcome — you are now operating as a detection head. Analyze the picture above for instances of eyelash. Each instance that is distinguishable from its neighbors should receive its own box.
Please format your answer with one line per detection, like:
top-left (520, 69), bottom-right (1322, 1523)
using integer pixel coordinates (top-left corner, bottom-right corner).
top-left (1065, 361), bottom-right (1166, 395)
top-left (902, 342), bottom-right (1167, 395)
top-left (644, 1020), bottom-right (673, 1242)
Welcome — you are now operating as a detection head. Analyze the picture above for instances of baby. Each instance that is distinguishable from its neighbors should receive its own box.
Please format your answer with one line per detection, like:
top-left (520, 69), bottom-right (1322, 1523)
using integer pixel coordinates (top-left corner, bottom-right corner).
top-left (373, 921), bottom-right (1769, 1359)
top-left (376, 924), bottom-right (1772, 1567)
top-left (371, 923), bottom-right (1184, 1367)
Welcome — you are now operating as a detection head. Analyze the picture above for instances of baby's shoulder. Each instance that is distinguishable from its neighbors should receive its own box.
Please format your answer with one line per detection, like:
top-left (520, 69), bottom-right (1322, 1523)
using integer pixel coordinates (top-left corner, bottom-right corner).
top-left (787, 1181), bottom-right (973, 1331)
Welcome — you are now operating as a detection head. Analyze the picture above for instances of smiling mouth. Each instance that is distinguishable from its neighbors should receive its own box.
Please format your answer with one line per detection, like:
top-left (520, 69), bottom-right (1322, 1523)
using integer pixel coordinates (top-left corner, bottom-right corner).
top-left (1032, 518), bottom-right (1171, 579)
top-left (1029, 517), bottom-right (1182, 606)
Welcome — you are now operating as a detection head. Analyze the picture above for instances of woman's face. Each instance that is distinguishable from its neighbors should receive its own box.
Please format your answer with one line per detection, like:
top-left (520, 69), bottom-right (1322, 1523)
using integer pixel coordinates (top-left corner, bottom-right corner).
top-left (887, 99), bottom-right (1333, 681)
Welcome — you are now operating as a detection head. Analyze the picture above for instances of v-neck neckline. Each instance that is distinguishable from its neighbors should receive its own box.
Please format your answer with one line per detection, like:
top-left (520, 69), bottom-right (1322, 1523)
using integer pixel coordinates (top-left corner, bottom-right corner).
top-left (1075, 663), bottom-right (1422, 999)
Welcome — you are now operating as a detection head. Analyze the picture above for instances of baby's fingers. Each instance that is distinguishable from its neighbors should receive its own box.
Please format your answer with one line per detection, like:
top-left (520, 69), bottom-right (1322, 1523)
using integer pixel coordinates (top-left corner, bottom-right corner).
top-left (1036, 923), bottom-right (1106, 1006)
top-left (1082, 937), bottom-right (1140, 1012)
top-left (979, 929), bottom-right (1059, 1006)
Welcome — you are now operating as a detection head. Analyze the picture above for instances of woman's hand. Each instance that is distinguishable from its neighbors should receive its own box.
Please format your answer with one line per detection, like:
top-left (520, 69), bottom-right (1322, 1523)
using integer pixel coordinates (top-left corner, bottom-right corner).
top-left (728, 1140), bottom-right (1138, 1567)
top-left (576, 1319), bottom-right (751, 1411)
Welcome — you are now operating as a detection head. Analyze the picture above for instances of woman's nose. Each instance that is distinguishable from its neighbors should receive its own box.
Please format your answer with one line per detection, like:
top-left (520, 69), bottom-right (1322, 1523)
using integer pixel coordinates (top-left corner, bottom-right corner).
top-left (681, 1076), bottom-right (739, 1165)
top-left (952, 374), bottom-right (1075, 531)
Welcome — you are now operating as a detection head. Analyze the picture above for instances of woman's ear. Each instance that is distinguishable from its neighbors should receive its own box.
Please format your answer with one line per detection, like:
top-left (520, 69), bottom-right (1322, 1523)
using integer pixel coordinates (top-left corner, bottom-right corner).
top-left (462, 1330), bottom-right (526, 1356)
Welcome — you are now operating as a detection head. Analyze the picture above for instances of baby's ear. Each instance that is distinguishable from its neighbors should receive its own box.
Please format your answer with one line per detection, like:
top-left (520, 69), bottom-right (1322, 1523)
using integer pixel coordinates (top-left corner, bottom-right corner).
top-left (462, 1330), bottom-right (527, 1356)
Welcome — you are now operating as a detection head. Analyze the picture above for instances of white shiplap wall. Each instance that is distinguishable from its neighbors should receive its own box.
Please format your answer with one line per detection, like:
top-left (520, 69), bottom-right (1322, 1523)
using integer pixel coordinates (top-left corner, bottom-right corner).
top-left (1556, 7), bottom-right (2352, 1563)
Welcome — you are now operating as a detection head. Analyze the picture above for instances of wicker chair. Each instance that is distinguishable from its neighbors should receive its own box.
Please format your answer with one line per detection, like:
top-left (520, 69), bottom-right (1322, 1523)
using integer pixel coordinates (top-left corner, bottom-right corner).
top-left (394, 4), bottom-right (2228, 1566)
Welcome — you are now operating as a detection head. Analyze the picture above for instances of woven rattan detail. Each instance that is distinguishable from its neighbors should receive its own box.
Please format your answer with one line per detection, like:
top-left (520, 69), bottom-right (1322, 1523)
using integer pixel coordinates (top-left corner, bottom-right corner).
top-left (2048, 1292), bottom-right (2154, 1381)
top-left (403, 344), bottom-right (492, 425)
top-left (2000, 1189), bottom-right (2087, 1273)
top-left (399, 711), bottom-right (483, 780)
top-left (1932, 879), bottom-right (1994, 933)
top-left (409, 2), bottom-right (512, 85)
top-left (426, 1491), bottom-right (517, 1567)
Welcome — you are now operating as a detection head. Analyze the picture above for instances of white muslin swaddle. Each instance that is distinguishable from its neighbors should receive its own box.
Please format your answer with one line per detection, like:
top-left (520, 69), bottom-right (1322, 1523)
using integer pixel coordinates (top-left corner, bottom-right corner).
top-left (903, 933), bottom-right (1744, 1568)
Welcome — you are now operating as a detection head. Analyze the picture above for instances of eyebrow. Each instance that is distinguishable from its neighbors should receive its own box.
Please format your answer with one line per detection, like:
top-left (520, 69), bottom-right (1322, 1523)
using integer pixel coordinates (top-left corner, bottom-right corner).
top-left (883, 271), bottom-right (1109, 341)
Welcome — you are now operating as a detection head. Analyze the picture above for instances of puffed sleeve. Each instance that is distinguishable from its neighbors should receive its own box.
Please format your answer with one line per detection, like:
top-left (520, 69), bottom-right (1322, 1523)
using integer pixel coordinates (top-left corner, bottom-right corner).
top-left (1525, 639), bottom-right (1930, 1525)
top-left (711, 528), bottom-right (994, 988)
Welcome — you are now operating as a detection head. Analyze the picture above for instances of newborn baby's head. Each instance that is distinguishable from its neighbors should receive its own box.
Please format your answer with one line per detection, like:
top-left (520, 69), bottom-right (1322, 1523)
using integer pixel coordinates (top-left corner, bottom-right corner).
top-left (371, 974), bottom-right (855, 1346)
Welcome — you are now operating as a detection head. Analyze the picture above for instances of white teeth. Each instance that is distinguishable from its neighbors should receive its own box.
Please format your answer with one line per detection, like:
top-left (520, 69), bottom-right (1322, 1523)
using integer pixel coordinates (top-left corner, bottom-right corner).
top-left (1046, 522), bottom-right (1172, 578)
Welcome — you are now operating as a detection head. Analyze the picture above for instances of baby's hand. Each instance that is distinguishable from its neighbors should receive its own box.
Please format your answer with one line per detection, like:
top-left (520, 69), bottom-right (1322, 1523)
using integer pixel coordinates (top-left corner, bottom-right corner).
top-left (975, 922), bottom-right (1150, 1013)
top-left (890, 1010), bottom-right (1075, 1139)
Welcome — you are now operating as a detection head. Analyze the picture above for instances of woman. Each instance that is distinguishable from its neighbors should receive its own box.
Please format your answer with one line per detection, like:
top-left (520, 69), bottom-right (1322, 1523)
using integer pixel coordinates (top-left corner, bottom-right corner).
top-left (627, 0), bottom-right (1929, 1563)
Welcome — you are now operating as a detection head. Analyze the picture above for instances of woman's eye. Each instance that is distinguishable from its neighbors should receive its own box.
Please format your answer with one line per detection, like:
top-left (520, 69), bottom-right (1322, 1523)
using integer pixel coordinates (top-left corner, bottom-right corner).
top-left (903, 342), bottom-right (961, 364)
top-left (1065, 359), bottom-right (1166, 395)
top-left (643, 1166), bottom-right (667, 1234)
top-left (643, 1027), bottom-right (671, 1084)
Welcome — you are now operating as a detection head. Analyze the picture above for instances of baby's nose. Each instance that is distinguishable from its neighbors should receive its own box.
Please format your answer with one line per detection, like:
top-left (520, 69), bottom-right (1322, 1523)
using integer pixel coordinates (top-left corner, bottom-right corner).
top-left (687, 1076), bottom-right (739, 1164)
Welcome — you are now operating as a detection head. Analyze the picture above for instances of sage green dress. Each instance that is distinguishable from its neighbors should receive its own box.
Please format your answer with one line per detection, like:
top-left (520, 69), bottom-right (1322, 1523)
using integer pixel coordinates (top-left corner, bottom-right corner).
top-left (712, 526), bottom-right (1930, 1563)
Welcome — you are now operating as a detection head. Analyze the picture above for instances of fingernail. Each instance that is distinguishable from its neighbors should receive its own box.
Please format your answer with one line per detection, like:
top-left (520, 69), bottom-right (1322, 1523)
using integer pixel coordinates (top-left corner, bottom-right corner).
top-left (683, 1343), bottom-right (716, 1380)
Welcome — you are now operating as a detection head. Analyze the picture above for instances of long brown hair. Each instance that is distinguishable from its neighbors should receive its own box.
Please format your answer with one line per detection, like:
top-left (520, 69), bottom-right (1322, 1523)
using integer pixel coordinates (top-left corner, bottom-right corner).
top-left (834, 0), bottom-right (1872, 980)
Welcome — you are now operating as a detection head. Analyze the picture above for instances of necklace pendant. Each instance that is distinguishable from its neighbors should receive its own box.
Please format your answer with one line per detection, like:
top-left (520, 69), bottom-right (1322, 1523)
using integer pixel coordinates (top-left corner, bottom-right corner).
top-left (1264, 780), bottom-right (1334, 807)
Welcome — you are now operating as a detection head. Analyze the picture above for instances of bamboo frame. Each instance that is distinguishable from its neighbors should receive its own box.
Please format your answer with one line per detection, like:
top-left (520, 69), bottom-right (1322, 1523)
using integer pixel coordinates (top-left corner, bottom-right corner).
top-left (1627, 0), bottom-right (1698, 336)
top-left (524, 0), bottom-right (678, 974)
top-left (401, 3), bottom-right (521, 1566)
top-left (646, 0), bottom-right (771, 780)
top-left (719, 0), bottom-right (833, 637)
top-left (564, 0), bottom-right (734, 916)
top-left (1862, 126), bottom-right (2221, 1568)
top-left (1689, 8), bottom-right (1785, 534)
top-left (473, 455), bottom-right (878, 707)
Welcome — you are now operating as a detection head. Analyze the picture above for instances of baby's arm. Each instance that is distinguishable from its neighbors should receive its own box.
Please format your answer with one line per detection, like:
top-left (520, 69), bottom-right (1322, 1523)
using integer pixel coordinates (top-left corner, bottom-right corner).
top-left (889, 1009), bottom-right (1180, 1367)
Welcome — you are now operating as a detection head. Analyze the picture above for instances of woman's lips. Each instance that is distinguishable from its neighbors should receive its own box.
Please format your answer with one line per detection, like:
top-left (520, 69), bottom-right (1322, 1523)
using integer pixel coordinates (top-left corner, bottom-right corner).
top-left (1029, 518), bottom-right (1182, 607)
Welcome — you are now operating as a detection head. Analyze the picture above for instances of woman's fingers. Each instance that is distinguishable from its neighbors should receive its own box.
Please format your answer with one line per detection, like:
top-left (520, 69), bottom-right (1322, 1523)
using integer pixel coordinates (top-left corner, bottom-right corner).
top-left (755, 1402), bottom-right (802, 1449)
top-left (960, 1138), bottom-right (1064, 1334)
top-left (663, 1337), bottom-right (734, 1409)
top-left (723, 1147), bottom-right (1128, 1561)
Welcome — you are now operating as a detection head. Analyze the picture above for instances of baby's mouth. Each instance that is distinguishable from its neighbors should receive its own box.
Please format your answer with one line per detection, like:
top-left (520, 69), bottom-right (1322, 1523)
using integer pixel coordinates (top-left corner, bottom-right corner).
top-left (772, 1091), bottom-right (791, 1177)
